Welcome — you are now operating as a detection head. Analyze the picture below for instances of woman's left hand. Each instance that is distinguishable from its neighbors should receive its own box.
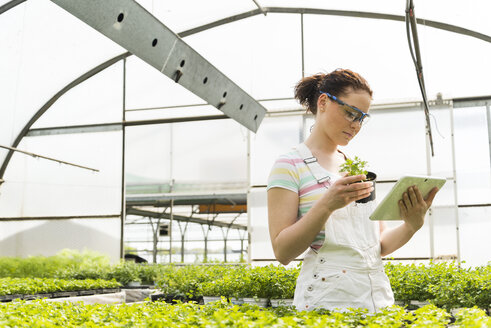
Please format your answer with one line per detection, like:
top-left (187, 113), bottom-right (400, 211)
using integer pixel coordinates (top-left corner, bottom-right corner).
top-left (398, 186), bottom-right (439, 233)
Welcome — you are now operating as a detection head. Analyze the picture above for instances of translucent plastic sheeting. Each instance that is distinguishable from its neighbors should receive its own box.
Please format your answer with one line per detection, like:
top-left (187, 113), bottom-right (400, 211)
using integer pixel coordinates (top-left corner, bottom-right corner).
top-left (260, 0), bottom-right (491, 38)
top-left (134, 0), bottom-right (491, 40)
top-left (416, 24), bottom-right (491, 99)
top-left (127, 119), bottom-right (248, 189)
top-left (382, 216), bottom-right (431, 260)
top-left (0, 218), bottom-right (121, 262)
top-left (248, 187), bottom-right (277, 261)
top-left (426, 107), bottom-right (454, 178)
top-left (125, 124), bottom-right (172, 183)
top-left (459, 206), bottom-right (491, 267)
top-left (337, 109), bottom-right (428, 180)
top-left (124, 56), bottom-right (204, 111)
top-left (303, 15), bottom-right (423, 102)
top-left (414, 0), bottom-right (491, 40)
top-left (304, 12), bottom-right (491, 101)
top-left (135, 0), bottom-right (256, 33)
top-left (0, 0), bottom-right (124, 162)
top-left (185, 13), bottom-right (302, 100)
top-left (431, 206), bottom-right (458, 261)
top-left (453, 106), bottom-right (491, 205)
top-left (124, 13), bottom-right (302, 111)
top-left (171, 119), bottom-right (248, 185)
top-left (250, 115), bottom-right (302, 186)
top-left (0, 131), bottom-right (122, 217)
top-left (31, 62), bottom-right (124, 129)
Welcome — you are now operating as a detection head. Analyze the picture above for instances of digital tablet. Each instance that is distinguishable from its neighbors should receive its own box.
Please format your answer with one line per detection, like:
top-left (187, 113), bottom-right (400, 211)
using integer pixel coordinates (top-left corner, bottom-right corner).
top-left (369, 175), bottom-right (446, 221)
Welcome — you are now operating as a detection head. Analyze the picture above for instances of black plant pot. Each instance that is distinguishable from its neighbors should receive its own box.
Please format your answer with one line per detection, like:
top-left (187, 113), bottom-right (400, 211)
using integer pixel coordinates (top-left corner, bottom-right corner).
top-left (356, 171), bottom-right (376, 204)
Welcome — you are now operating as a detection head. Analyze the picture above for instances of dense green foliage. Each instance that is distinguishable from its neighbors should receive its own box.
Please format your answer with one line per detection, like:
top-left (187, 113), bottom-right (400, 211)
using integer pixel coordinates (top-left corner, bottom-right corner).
top-left (0, 278), bottom-right (120, 296)
top-left (0, 251), bottom-right (489, 311)
top-left (0, 299), bottom-right (489, 327)
top-left (193, 264), bottom-right (299, 299)
top-left (0, 250), bottom-right (163, 286)
top-left (0, 249), bottom-right (110, 279)
top-left (385, 261), bottom-right (491, 310)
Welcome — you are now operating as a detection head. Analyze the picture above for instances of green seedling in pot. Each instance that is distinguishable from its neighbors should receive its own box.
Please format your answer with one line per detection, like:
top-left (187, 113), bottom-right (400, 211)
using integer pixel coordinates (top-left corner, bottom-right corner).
top-left (339, 156), bottom-right (368, 177)
top-left (340, 156), bottom-right (376, 203)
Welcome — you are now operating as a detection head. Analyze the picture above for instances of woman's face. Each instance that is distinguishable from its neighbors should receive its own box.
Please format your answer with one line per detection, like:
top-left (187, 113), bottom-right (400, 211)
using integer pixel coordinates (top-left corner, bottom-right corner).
top-left (316, 88), bottom-right (371, 146)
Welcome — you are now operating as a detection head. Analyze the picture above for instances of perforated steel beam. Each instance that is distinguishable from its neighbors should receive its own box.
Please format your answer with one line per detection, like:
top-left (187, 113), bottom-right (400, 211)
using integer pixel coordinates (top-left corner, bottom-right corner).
top-left (50, 0), bottom-right (266, 132)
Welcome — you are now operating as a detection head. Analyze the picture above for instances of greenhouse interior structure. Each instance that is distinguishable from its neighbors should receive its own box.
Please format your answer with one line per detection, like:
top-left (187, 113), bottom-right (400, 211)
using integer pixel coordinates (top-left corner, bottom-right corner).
top-left (0, 0), bottom-right (490, 326)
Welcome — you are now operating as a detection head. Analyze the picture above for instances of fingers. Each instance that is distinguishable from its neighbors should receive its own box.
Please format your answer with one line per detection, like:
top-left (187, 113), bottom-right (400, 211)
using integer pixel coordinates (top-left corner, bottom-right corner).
top-left (336, 175), bottom-right (372, 190)
top-left (398, 199), bottom-right (408, 218)
top-left (415, 186), bottom-right (425, 204)
top-left (340, 174), bottom-right (367, 185)
top-left (425, 187), bottom-right (439, 207)
top-left (344, 183), bottom-right (374, 201)
top-left (403, 186), bottom-right (439, 208)
top-left (408, 186), bottom-right (418, 206)
top-left (403, 189), bottom-right (413, 208)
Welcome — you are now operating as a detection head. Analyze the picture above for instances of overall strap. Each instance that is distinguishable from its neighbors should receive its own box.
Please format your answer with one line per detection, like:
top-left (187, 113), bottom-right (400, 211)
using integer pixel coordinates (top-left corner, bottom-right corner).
top-left (295, 143), bottom-right (332, 187)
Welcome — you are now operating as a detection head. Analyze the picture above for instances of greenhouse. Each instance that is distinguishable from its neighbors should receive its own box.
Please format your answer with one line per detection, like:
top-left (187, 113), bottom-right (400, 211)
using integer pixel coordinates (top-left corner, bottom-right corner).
top-left (0, 0), bottom-right (490, 326)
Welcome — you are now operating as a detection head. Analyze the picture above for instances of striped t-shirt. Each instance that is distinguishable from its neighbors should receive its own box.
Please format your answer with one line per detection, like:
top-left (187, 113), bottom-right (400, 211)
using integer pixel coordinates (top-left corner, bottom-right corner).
top-left (267, 145), bottom-right (341, 250)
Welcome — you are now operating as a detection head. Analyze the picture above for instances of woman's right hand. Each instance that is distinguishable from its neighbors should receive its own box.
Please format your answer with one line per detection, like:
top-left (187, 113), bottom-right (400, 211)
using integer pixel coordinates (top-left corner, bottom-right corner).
top-left (320, 174), bottom-right (374, 212)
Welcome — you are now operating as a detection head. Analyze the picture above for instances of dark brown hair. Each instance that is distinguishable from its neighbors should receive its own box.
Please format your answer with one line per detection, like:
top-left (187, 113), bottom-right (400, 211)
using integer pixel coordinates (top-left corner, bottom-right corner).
top-left (294, 68), bottom-right (373, 115)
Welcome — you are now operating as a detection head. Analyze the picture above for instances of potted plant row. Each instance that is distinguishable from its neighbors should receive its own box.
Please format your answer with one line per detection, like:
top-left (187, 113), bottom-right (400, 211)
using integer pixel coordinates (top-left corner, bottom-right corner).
top-left (197, 265), bottom-right (298, 307)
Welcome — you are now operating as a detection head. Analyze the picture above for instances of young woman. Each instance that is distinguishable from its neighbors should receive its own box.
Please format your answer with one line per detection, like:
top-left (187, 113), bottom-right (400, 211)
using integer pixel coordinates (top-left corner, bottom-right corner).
top-left (267, 69), bottom-right (439, 312)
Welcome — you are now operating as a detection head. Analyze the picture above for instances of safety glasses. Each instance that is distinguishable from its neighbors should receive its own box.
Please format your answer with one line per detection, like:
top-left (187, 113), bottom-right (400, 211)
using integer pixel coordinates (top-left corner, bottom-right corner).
top-left (320, 91), bottom-right (370, 126)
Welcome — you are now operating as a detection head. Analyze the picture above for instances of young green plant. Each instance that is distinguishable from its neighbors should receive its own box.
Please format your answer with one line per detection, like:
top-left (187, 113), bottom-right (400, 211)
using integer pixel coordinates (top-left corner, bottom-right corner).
top-left (339, 156), bottom-right (368, 177)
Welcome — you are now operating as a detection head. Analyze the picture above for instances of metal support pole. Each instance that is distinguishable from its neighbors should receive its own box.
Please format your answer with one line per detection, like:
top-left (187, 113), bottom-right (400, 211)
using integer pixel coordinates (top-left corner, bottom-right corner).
top-left (301, 115), bottom-right (307, 142)
top-left (222, 227), bottom-right (228, 263)
top-left (205, 225), bottom-right (210, 262)
top-left (424, 103), bottom-right (434, 260)
top-left (200, 223), bottom-right (210, 262)
top-left (169, 197), bottom-right (174, 263)
top-left (486, 103), bottom-right (491, 169)
top-left (240, 237), bottom-right (244, 261)
top-left (176, 221), bottom-right (184, 263)
top-left (450, 102), bottom-right (462, 264)
top-left (169, 126), bottom-right (173, 263)
top-left (120, 58), bottom-right (127, 259)
top-left (246, 130), bottom-right (252, 264)
top-left (151, 216), bottom-right (162, 264)
top-left (181, 233), bottom-right (185, 262)
top-left (300, 12), bottom-right (305, 78)
top-left (224, 240), bottom-right (227, 262)
top-left (177, 220), bottom-right (189, 263)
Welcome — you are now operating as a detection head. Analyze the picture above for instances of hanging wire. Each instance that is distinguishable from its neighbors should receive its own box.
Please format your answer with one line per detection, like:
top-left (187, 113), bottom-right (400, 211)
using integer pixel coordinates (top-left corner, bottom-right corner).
top-left (429, 113), bottom-right (445, 139)
top-left (0, 144), bottom-right (99, 172)
top-left (405, 0), bottom-right (436, 156)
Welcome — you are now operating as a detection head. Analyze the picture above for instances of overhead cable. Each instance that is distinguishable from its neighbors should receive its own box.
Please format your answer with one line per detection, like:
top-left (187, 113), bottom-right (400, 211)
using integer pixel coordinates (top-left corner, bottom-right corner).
top-left (405, 0), bottom-right (435, 156)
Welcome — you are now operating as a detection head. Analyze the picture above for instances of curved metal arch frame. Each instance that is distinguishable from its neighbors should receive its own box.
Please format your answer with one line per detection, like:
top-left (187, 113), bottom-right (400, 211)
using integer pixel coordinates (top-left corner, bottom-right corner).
top-left (0, 0), bottom-right (27, 15)
top-left (0, 52), bottom-right (132, 179)
top-left (181, 7), bottom-right (491, 43)
top-left (1, 2), bottom-right (490, 180)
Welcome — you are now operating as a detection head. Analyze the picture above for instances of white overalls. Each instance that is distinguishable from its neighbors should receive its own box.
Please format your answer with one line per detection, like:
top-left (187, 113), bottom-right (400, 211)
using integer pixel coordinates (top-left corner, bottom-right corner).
top-left (293, 143), bottom-right (394, 312)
